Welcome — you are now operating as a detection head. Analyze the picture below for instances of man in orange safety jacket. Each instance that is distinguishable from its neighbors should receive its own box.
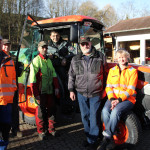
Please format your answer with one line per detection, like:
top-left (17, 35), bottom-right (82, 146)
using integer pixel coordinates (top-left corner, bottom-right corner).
top-left (0, 37), bottom-right (17, 149)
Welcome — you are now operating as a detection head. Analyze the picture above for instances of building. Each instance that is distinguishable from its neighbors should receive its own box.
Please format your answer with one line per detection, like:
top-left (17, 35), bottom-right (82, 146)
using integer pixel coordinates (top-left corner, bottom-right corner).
top-left (104, 16), bottom-right (150, 65)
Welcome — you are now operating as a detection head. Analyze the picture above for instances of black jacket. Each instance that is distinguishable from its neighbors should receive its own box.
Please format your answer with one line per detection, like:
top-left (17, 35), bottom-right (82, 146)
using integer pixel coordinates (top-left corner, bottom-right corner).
top-left (48, 38), bottom-right (70, 58)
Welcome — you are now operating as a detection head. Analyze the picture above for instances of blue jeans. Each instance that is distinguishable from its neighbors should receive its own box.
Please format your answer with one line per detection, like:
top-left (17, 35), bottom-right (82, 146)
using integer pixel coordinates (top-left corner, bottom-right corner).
top-left (77, 92), bottom-right (101, 144)
top-left (102, 99), bottom-right (134, 138)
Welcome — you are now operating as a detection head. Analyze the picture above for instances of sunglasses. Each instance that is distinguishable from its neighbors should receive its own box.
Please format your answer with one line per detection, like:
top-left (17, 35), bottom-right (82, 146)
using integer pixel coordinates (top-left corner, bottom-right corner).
top-left (42, 46), bottom-right (48, 49)
top-left (81, 42), bottom-right (89, 46)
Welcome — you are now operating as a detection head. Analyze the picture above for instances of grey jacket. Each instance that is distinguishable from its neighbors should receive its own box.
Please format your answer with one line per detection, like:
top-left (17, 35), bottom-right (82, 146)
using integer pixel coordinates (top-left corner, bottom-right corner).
top-left (68, 46), bottom-right (106, 98)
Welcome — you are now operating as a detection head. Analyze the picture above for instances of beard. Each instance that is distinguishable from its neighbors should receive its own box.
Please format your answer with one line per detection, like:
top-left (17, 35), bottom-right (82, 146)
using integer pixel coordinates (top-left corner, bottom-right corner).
top-left (82, 48), bottom-right (91, 55)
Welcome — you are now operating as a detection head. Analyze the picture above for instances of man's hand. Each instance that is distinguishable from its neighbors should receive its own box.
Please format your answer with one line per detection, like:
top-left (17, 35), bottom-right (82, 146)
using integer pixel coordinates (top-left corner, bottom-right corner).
top-left (61, 58), bottom-right (67, 66)
top-left (111, 99), bottom-right (119, 110)
top-left (55, 88), bottom-right (59, 97)
top-left (70, 92), bottom-right (76, 101)
top-left (49, 54), bottom-right (53, 59)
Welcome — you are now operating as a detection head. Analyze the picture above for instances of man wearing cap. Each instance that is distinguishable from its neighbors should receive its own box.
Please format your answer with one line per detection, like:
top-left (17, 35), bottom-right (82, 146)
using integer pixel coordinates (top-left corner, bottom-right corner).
top-left (0, 37), bottom-right (17, 149)
top-left (68, 36), bottom-right (106, 150)
top-left (2, 39), bottom-right (11, 55)
top-left (30, 41), bottom-right (59, 140)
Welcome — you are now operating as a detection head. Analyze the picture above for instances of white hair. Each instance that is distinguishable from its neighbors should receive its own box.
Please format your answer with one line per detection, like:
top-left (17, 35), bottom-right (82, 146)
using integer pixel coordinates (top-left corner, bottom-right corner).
top-left (115, 49), bottom-right (130, 59)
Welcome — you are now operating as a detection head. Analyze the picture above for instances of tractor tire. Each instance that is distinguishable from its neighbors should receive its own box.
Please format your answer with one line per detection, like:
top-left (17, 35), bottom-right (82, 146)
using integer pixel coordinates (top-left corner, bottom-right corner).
top-left (19, 110), bottom-right (36, 126)
top-left (115, 111), bottom-right (142, 149)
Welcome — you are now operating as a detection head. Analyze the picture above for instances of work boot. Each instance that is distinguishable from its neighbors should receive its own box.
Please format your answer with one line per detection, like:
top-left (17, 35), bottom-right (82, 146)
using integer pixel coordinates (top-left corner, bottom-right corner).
top-left (97, 137), bottom-right (110, 150)
top-left (106, 139), bottom-right (116, 150)
top-left (82, 140), bottom-right (90, 147)
top-left (87, 142), bottom-right (98, 150)
top-left (38, 132), bottom-right (47, 140)
top-left (49, 131), bottom-right (60, 137)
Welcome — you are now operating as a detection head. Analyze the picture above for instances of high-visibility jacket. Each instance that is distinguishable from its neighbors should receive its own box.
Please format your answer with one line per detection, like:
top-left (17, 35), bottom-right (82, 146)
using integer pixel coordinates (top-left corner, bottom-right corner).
top-left (30, 54), bottom-right (58, 97)
top-left (105, 65), bottom-right (138, 104)
top-left (0, 51), bottom-right (17, 105)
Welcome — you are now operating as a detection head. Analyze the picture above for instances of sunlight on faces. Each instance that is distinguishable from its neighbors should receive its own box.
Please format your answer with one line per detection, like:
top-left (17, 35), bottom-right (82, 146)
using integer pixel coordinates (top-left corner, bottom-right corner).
top-left (80, 42), bottom-right (92, 55)
top-left (38, 45), bottom-right (48, 57)
top-left (115, 50), bottom-right (130, 66)
top-left (2, 44), bottom-right (11, 54)
top-left (50, 31), bottom-right (60, 43)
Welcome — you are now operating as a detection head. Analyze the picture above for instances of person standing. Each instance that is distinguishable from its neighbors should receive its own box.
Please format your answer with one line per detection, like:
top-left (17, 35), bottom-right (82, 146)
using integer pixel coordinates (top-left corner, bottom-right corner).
top-left (2, 39), bottom-right (20, 137)
top-left (68, 36), bottom-right (106, 150)
top-left (48, 30), bottom-right (73, 68)
top-left (0, 37), bottom-right (17, 149)
top-left (97, 49), bottom-right (138, 150)
top-left (48, 30), bottom-right (74, 114)
top-left (30, 41), bottom-right (59, 140)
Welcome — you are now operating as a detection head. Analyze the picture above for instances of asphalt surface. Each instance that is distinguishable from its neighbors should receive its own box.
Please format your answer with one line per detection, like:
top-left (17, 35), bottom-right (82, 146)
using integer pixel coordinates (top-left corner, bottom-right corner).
top-left (7, 110), bottom-right (150, 150)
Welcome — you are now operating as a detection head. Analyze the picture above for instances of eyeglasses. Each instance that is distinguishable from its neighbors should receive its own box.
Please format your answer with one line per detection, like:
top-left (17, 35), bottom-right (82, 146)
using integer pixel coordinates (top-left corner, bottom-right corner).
top-left (80, 42), bottom-right (89, 46)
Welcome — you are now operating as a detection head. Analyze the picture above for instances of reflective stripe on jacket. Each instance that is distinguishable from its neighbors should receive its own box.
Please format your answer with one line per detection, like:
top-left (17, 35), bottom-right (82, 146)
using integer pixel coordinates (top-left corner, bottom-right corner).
top-left (30, 54), bottom-right (57, 96)
top-left (105, 65), bottom-right (138, 104)
top-left (0, 51), bottom-right (17, 105)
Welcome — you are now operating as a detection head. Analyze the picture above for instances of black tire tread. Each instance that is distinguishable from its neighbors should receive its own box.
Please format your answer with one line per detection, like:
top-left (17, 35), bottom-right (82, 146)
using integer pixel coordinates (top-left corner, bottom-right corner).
top-left (117, 111), bottom-right (142, 149)
top-left (19, 110), bottom-right (36, 126)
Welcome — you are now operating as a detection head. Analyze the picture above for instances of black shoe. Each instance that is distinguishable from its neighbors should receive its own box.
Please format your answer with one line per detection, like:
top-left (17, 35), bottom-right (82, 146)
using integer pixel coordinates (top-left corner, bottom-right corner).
top-left (106, 139), bottom-right (116, 150)
top-left (87, 143), bottom-right (98, 150)
top-left (82, 140), bottom-right (90, 147)
top-left (97, 137), bottom-right (110, 150)
top-left (39, 132), bottom-right (47, 140)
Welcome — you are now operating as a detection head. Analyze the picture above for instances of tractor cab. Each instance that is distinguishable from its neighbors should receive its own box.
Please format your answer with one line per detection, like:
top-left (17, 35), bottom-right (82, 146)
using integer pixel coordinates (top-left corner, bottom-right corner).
top-left (18, 15), bottom-right (105, 124)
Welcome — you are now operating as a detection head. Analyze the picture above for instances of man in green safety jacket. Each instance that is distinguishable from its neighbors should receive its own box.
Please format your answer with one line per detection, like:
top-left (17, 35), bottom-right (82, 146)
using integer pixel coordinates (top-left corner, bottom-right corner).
top-left (30, 41), bottom-right (59, 140)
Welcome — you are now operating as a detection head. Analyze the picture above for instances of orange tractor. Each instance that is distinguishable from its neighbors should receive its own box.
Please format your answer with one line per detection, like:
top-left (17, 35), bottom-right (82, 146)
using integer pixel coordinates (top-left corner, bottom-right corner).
top-left (16, 14), bottom-right (150, 148)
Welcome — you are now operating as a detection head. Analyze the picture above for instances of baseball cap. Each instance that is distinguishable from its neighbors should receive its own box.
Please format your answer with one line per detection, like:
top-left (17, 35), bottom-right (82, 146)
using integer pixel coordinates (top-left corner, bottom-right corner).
top-left (79, 36), bottom-right (90, 44)
top-left (38, 41), bottom-right (48, 47)
top-left (3, 39), bottom-right (11, 44)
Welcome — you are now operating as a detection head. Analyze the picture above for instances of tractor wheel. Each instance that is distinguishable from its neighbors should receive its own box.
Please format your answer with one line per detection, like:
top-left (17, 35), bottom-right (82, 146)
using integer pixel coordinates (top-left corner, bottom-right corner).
top-left (19, 110), bottom-right (36, 126)
top-left (19, 87), bottom-right (37, 126)
top-left (114, 111), bottom-right (142, 149)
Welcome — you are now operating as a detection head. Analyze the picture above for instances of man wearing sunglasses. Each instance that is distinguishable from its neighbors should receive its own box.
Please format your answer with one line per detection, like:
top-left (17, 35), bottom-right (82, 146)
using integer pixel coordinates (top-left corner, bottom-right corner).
top-left (68, 36), bottom-right (106, 150)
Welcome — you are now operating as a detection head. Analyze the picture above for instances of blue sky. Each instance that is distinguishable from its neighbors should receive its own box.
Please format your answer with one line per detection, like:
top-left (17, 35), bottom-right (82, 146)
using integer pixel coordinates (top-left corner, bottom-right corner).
top-left (94, 0), bottom-right (148, 10)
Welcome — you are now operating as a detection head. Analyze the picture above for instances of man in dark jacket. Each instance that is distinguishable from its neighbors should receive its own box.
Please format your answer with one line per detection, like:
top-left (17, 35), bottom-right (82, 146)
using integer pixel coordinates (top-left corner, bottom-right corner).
top-left (48, 30), bottom-right (73, 71)
top-left (68, 36), bottom-right (106, 150)
top-left (48, 30), bottom-right (74, 114)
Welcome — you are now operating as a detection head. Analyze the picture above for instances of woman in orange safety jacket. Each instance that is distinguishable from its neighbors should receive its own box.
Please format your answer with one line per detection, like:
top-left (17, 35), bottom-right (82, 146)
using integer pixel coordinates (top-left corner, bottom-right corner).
top-left (97, 49), bottom-right (138, 150)
top-left (0, 38), bottom-right (17, 149)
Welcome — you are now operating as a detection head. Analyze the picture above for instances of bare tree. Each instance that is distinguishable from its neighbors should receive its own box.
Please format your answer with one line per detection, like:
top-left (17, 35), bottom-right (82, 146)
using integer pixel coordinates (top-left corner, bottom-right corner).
top-left (77, 0), bottom-right (98, 17)
top-left (0, 0), bottom-right (5, 35)
top-left (0, 0), bottom-right (45, 49)
top-left (95, 4), bottom-right (118, 27)
top-left (118, 1), bottom-right (139, 20)
top-left (45, 0), bottom-right (80, 18)
top-left (139, 7), bottom-right (150, 17)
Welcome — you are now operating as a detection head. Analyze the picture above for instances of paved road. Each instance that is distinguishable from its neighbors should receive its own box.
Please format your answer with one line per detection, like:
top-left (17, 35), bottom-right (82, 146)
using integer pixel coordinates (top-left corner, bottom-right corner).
top-left (7, 112), bottom-right (150, 150)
